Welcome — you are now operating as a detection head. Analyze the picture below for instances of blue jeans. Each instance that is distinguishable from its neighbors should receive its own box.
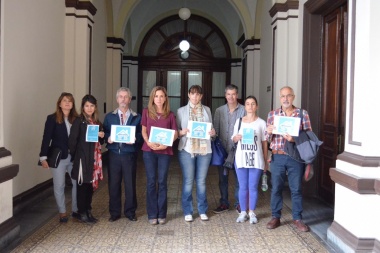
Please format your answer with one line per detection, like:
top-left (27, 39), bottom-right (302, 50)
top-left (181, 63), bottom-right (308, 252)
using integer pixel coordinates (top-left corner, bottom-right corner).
top-left (217, 166), bottom-right (239, 208)
top-left (178, 150), bottom-right (211, 216)
top-left (108, 151), bottom-right (137, 217)
top-left (270, 154), bottom-right (305, 220)
top-left (235, 167), bottom-right (262, 212)
top-left (143, 151), bottom-right (171, 219)
top-left (52, 154), bottom-right (77, 213)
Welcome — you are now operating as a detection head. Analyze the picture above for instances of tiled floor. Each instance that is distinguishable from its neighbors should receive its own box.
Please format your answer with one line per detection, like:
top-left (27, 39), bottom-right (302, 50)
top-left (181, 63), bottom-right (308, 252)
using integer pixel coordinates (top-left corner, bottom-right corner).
top-left (6, 154), bottom-right (336, 252)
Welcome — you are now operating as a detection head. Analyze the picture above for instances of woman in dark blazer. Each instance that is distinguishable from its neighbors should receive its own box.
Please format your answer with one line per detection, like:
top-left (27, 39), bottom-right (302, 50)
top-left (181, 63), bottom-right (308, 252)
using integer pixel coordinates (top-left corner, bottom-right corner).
top-left (69, 94), bottom-right (104, 224)
top-left (39, 92), bottom-right (79, 222)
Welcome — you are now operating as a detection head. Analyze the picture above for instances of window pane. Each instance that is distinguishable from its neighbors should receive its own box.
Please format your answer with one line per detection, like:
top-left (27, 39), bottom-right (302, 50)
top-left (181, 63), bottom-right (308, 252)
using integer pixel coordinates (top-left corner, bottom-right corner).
top-left (142, 71), bottom-right (156, 96)
top-left (169, 97), bottom-right (181, 116)
top-left (142, 97), bottom-right (149, 109)
top-left (167, 71), bottom-right (181, 96)
top-left (212, 98), bottom-right (226, 115)
top-left (212, 72), bottom-right (226, 96)
top-left (188, 71), bottom-right (202, 90)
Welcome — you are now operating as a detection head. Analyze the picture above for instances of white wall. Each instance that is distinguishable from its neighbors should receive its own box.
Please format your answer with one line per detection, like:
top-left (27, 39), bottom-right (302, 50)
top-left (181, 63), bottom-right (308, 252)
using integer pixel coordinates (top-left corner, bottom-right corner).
top-left (2, 0), bottom-right (66, 196)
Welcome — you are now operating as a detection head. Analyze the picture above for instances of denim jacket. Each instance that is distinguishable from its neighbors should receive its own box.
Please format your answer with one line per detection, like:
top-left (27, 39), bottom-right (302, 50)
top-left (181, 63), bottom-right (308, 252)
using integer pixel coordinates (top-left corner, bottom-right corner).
top-left (103, 108), bottom-right (142, 154)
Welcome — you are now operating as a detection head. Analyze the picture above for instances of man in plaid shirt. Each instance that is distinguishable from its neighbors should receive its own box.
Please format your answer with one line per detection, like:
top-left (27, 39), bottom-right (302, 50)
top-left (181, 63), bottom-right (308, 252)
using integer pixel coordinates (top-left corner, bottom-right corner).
top-left (265, 86), bottom-right (312, 232)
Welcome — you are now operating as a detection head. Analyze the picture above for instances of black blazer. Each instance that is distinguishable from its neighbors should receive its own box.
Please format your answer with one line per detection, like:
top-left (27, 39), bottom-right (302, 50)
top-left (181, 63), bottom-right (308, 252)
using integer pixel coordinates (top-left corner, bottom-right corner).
top-left (40, 114), bottom-right (70, 160)
top-left (69, 116), bottom-right (104, 183)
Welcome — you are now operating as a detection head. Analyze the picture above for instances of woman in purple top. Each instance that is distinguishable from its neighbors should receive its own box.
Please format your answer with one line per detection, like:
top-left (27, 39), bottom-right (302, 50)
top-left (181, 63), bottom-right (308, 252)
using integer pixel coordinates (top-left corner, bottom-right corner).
top-left (141, 86), bottom-right (178, 225)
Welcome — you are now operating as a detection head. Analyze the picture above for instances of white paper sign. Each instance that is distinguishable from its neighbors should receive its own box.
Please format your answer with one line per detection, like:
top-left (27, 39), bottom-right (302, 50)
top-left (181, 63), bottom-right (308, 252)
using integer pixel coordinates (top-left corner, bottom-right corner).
top-left (148, 127), bottom-right (175, 146)
top-left (110, 125), bottom-right (136, 143)
top-left (86, 125), bottom-right (99, 142)
top-left (272, 116), bottom-right (301, 137)
top-left (186, 121), bottom-right (212, 140)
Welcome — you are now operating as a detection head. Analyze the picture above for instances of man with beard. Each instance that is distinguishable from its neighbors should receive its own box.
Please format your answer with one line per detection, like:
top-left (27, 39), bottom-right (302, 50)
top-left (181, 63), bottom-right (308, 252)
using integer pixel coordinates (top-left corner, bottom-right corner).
top-left (103, 87), bottom-right (142, 222)
top-left (265, 86), bottom-right (312, 232)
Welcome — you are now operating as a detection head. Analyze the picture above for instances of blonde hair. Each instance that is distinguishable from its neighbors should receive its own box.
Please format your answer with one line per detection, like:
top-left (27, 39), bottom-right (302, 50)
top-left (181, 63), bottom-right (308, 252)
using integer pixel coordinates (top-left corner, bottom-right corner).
top-left (147, 86), bottom-right (170, 119)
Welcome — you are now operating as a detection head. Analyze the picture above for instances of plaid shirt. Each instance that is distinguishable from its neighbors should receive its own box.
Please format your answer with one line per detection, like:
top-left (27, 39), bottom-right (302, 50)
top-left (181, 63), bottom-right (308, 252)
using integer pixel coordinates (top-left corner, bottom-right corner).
top-left (265, 107), bottom-right (312, 151)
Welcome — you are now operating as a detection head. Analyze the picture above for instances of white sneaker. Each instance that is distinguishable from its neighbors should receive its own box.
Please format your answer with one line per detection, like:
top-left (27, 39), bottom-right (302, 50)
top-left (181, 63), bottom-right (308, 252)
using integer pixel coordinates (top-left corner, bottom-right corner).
top-left (185, 215), bottom-right (193, 222)
top-left (249, 212), bottom-right (258, 224)
top-left (200, 214), bottom-right (209, 221)
top-left (236, 211), bottom-right (248, 223)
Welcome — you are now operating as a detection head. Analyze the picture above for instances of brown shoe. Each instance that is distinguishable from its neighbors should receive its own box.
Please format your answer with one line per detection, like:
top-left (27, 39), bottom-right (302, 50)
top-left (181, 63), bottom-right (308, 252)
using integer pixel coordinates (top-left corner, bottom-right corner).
top-left (266, 217), bottom-right (281, 229)
top-left (293, 220), bottom-right (309, 232)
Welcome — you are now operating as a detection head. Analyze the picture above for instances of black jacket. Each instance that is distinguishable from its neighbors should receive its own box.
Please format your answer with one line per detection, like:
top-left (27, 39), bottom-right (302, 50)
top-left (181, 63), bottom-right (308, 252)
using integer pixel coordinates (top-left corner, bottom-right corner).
top-left (40, 114), bottom-right (70, 160)
top-left (69, 116), bottom-right (104, 183)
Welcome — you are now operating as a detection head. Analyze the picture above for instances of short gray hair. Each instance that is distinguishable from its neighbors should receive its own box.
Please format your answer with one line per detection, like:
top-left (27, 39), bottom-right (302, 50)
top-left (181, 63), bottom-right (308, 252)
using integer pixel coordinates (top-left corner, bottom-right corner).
top-left (116, 87), bottom-right (132, 99)
top-left (225, 84), bottom-right (238, 94)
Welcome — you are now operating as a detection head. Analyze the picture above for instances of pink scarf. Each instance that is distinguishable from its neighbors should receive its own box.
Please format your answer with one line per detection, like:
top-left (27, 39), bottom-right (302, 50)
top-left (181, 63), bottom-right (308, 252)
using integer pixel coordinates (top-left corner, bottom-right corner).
top-left (89, 119), bottom-right (103, 190)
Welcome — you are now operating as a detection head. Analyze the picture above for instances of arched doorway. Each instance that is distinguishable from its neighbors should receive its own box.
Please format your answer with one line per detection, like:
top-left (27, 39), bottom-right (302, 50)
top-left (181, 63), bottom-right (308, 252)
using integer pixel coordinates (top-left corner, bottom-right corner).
top-left (137, 15), bottom-right (235, 114)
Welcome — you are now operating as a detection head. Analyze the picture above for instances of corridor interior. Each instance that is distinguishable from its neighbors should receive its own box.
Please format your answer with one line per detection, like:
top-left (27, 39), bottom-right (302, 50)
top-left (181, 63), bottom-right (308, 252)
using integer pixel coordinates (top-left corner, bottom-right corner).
top-left (5, 154), bottom-right (335, 252)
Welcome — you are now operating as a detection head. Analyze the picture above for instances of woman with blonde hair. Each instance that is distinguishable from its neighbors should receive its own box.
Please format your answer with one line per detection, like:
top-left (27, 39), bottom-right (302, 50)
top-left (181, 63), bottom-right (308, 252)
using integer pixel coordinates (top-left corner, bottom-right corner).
top-left (141, 86), bottom-right (178, 225)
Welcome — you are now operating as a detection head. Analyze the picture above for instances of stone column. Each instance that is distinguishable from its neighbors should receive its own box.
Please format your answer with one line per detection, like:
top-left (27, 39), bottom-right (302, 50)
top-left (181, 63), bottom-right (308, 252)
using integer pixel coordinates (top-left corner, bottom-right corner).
top-left (240, 39), bottom-right (261, 99)
top-left (0, 148), bottom-right (19, 251)
top-left (106, 37), bottom-right (125, 111)
top-left (327, 0), bottom-right (380, 252)
top-left (269, 1), bottom-right (300, 108)
top-left (64, 0), bottom-right (97, 103)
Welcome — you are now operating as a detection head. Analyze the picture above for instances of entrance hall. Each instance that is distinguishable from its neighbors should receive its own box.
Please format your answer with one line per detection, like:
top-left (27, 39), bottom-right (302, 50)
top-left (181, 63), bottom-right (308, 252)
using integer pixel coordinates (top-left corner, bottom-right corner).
top-left (6, 154), bottom-right (333, 253)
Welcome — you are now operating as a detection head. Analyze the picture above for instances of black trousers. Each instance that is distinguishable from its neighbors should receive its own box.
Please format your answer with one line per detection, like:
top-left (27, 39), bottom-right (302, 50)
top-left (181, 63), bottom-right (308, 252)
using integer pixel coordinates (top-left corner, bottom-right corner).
top-left (77, 182), bottom-right (93, 213)
top-left (108, 151), bottom-right (137, 217)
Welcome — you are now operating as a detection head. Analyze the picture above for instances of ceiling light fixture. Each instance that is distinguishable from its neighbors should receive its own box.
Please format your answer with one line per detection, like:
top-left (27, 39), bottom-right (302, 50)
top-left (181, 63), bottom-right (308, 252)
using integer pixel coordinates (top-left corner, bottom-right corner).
top-left (178, 7), bottom-right (191, 54)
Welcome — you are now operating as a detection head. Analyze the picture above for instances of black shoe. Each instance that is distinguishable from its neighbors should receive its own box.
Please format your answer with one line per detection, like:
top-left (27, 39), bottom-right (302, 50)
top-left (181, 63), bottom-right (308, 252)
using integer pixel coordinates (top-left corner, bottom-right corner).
top-left (108, 215), bottom-right (121, 222)
top-left (213, 204), bottom-right (229, 214)
top-left (87, 210), bottom-right (98, 223)
top-left (78, 212), bottom-right (95, 224)
top-left (71, 212), bottom-right (81, 220)
top-left (126, 215), bottom-right (137, 221)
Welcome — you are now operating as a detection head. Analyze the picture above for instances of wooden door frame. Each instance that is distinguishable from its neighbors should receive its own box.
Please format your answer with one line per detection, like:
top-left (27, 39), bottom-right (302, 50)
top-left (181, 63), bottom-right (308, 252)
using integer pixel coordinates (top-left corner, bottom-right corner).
top-left (302, 0), bottom-right (347, 199)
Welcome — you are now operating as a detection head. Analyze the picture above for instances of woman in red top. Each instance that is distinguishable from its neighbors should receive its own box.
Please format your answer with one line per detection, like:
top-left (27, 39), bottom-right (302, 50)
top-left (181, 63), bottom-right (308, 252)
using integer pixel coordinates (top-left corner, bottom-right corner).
top-left (141, 86), bottom-right (178, 225)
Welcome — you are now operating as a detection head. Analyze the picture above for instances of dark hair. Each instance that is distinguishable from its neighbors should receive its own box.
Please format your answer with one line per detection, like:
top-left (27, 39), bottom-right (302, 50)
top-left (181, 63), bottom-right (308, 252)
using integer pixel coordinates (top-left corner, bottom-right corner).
top-left (225, 84), bottom-right (238, 94)
top-left (55, 92), bottom-right (78, 124)
top-left (188, 85), bottom-right (203, 95)
top-left (81, 94), bottom-right (100, 124)
top-left (245, 95), bottom-right (258, 105)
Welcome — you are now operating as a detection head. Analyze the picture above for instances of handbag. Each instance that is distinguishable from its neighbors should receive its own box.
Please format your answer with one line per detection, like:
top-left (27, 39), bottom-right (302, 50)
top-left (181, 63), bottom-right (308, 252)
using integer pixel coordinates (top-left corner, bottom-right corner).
top-left (223, 117), bottom-right (242, 170)
top-left (38, 146), bottom-right (62, 168)
top-left (210, 137), bottom-right (227, 166)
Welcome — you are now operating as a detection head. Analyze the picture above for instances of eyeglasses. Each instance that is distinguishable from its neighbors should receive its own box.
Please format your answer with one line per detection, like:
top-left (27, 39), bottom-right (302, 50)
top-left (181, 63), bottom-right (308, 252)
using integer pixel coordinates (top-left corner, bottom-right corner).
top-left (280, 94), bottom-right (294, 99)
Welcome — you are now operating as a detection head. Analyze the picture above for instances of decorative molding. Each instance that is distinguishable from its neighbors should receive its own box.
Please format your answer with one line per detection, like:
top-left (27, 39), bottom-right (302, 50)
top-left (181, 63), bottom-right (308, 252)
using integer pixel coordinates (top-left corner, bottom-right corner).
top-left (0, 147), bottom-right (11, 159)
top-left (240, 39), bottom-right (260, 49)
top-left (236, 34), bottom-right (245, 46)
top-left (122, 55), bottom-right (139, 61)
top-left (305, 0), bottom-right (347, 15)
top-left (348, 0), bottom-right (360, 145)
top-left (107, 37), bottom-right (126, 47)
top-left (65, 0), bottom-right (97, 16)
top-left (269, 1), bottom-right (299, 18)
top-left (328, 221), bottom-right (379, 252)
top-left (337, 151), bottom-right (380, 167)
top-left (0, 164), bottom-right (19, 184)
top-left (0, 217), bottom-right (19, 251)
top-left (330, 167), bottom-right (379, 195)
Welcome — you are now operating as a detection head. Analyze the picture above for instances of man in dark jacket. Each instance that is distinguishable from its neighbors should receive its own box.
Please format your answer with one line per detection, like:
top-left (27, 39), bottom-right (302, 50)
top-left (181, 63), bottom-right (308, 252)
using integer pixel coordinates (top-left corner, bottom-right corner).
top-left (103, 87), bottom-right (142, 222)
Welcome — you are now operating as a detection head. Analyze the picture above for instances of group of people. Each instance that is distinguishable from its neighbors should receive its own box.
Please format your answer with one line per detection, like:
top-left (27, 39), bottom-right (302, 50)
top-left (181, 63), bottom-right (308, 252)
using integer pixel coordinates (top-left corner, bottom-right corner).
top-left (39, 84), bottom-right (313, 233)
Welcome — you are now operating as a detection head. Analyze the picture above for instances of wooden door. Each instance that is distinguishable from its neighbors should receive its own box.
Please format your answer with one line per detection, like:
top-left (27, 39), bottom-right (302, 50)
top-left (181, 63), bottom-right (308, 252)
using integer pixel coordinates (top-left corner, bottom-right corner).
top-left (319, 3), bottom-right (347, 203)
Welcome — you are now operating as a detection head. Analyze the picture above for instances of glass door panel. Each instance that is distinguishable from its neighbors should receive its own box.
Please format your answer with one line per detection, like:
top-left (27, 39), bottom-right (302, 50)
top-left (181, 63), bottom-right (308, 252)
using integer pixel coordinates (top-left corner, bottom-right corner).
top-left (211, 72), bottom-right (226, 113)
top-left (142, 70), bottom-right (157, 109)
top-left (167, 71), bottom-right (181, 115)
top-left (187, 71), bottom-right (202, 90)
